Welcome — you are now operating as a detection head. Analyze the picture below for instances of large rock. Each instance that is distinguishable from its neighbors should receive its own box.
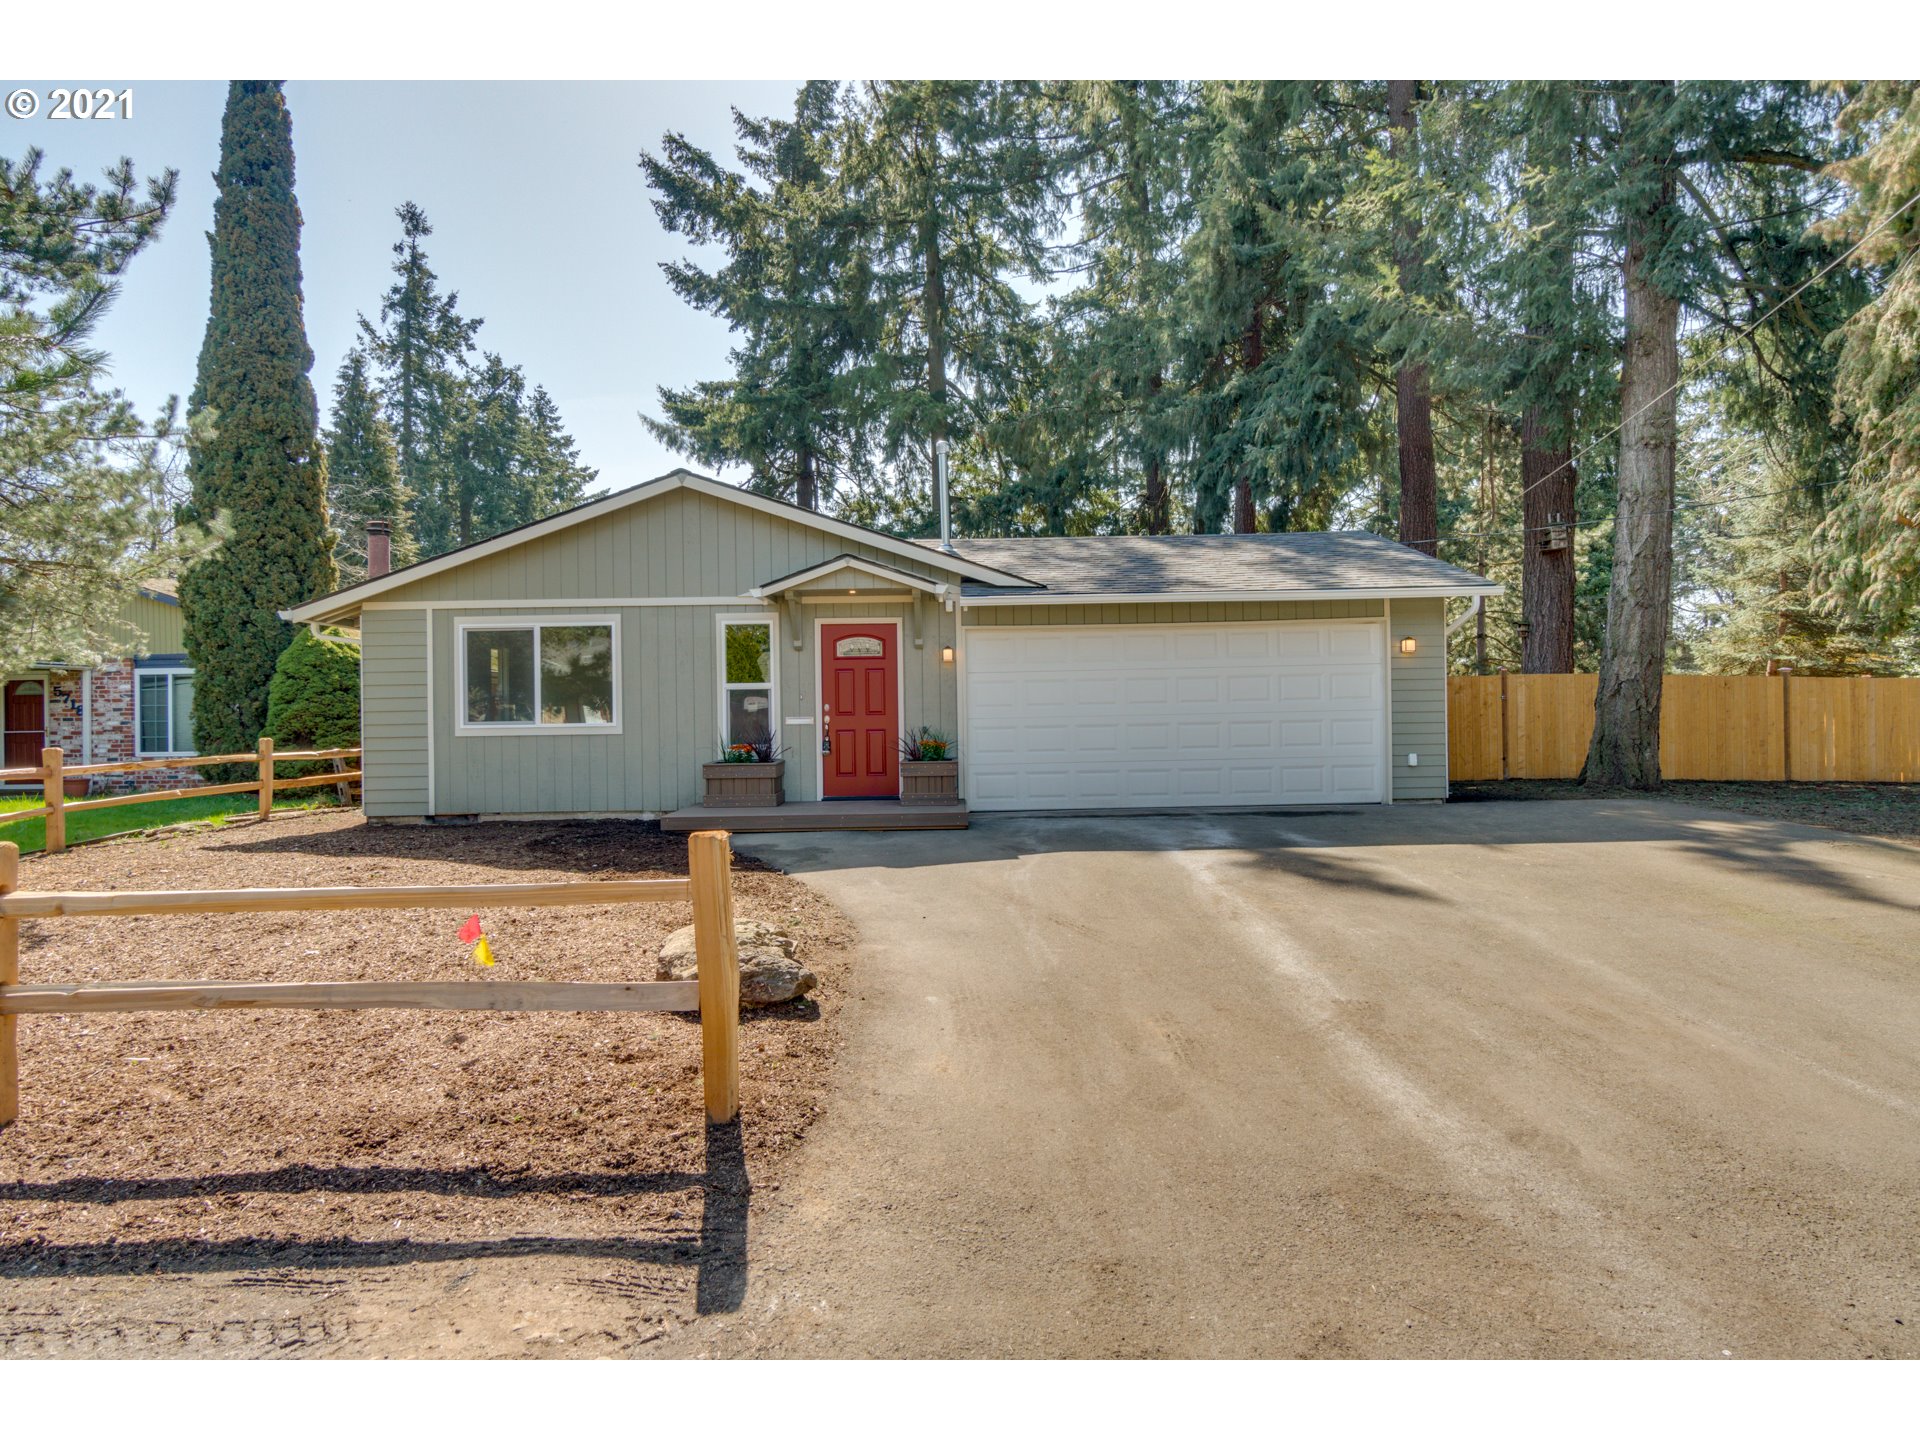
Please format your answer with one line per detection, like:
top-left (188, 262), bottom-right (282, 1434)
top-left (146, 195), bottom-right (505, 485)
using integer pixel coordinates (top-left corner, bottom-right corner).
top-left (656, 918), bottom-right (817, 1007)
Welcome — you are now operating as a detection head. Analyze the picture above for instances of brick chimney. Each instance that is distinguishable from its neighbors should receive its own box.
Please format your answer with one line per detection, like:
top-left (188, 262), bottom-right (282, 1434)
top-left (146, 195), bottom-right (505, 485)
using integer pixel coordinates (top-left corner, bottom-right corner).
top-left (366, 519), bottom-right (392, 579)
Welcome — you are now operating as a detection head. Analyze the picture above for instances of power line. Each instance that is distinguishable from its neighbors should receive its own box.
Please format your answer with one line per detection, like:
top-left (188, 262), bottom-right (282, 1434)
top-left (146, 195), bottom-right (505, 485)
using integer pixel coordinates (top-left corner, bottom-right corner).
top-left (1507, 185), bottom-right (1920, 511)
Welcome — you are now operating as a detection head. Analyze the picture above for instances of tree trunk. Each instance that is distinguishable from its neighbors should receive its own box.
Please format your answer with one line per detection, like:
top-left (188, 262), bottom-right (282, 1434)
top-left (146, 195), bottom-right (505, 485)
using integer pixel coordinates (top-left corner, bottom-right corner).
top-left (1388, 80), bottom-right (1438, 557)
top-left (1520, 409), bottom-right (1576, 672)
top-left (1235, 314), bottom-right (1261, 533)
top-left (796, 446), bottom-right (818, 511)
top-left (1585, 155), bottom-right (1679, 790)
top-left (922, 206), bottom-right (948, 451)
top-left (1142, 373), bottom-right (1170, 534)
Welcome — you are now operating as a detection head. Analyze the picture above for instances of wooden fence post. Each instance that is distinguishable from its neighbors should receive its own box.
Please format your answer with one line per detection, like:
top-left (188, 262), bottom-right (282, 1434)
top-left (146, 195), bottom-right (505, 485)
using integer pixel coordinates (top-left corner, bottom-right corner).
top-left (41, 747), bottom-right (65, 855)
top-left (257, 736), bottom-right (274, 821)
top-left (687, 829), bottom-right (740, 1124)
top-left (1780, 668), bottom-right (1793, 782)
top-left (1, 840), bottom-right (19, 1127)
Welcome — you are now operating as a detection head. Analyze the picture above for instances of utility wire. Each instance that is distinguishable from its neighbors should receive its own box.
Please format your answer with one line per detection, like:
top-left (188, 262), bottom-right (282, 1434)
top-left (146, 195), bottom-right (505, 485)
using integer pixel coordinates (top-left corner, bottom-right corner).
top-left (1504, 185), bottom-right (1920, 511)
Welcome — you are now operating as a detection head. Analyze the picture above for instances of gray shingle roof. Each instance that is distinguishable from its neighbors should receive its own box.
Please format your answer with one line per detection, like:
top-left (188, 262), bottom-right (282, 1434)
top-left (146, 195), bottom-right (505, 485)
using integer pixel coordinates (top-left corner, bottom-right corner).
top-left (926, 531), bottom-right (1497, 599)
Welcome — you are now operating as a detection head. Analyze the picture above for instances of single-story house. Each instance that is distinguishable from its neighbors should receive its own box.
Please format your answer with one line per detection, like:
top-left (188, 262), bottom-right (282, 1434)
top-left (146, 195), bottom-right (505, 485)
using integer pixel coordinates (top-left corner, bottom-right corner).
top-left (2, 581), bottom-right (204, 794)
top-left (281, 468), bottom-right (1498, 822)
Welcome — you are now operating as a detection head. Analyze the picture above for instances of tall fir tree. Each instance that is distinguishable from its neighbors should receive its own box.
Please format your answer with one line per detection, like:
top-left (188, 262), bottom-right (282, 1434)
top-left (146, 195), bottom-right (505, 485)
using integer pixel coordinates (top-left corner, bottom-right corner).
top-left (324, 346), bottom-right (411, 581)
top-left (357, 202), bottom-right (480, 557)
top-left (841, 81), bottom-right (1061, 523)
top-left (642, 81), bottom-right (873, 510)
top-left (178, 81), bottom-right (334, 757)
top-left (518, 384), bottom-right (597, 517)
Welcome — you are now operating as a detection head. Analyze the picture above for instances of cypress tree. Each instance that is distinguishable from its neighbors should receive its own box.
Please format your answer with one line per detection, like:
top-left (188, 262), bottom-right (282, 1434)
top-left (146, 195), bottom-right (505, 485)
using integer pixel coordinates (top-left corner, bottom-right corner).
top-left (178, 81), bottom-right (334, 757)
top-left (325, 346), bottom-right (412, 581)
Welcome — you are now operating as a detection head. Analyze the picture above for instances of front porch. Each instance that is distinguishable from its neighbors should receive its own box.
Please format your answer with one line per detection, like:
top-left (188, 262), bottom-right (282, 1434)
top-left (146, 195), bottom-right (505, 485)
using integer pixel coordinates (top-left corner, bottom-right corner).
top-left (660, 798), bottom-right (969, 834)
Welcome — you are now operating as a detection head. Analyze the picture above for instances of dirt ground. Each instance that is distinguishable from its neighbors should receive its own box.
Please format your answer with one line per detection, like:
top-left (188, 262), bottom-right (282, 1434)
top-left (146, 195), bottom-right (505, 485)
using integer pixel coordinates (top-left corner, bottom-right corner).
top-left (0, 811), bottom-right (852, 1357)
top-left (1450, 779), bottom-right (1920, 844)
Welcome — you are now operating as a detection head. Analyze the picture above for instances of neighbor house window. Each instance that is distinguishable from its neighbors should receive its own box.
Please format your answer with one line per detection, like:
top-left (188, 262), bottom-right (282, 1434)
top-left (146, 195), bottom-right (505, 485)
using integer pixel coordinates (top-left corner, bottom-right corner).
top-left (719, 616), bottom-right (777, 748)
top-left (457, 618), bottom-right (618, 732)
top-left (136, 670), bottom-right (195, 756)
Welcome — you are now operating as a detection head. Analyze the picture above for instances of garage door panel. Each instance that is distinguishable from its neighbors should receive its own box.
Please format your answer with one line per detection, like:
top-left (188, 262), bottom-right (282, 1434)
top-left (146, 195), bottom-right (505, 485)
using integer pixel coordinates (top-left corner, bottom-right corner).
top-left (964, 622), bottom-right (1385, 810)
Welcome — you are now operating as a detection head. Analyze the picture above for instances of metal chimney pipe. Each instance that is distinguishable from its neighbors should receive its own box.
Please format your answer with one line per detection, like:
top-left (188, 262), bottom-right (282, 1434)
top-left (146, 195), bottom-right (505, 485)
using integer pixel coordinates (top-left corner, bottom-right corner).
top-left (366, 518), bottom-right (392, 579)
top-left (935, 439), bottom-right (954, 553)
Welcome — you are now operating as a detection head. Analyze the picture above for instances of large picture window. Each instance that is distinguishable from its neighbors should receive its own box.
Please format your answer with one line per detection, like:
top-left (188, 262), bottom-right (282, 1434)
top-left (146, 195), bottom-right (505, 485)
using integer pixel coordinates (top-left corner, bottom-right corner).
top-left (136, 670), bottom-right (195, 756)
top-left (719, 616), bottom-right (777, 749)
top-left (458, 617), bottom-right (618, 733)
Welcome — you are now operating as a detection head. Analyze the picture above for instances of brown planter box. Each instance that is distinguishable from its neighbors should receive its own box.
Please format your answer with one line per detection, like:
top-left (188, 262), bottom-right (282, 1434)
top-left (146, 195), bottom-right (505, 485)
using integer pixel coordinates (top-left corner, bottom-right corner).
top-left (702, 760), bottom-right (785, 808)
top-left (63, 777), bottom-right (90, 799)
top-left (900, 759), bottom-right (959, 806)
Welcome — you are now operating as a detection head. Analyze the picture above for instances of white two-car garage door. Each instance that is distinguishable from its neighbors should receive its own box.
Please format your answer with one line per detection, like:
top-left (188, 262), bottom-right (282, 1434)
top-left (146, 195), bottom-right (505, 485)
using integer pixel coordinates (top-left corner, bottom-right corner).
top-left (963, 621), bottom-right (1387, 811)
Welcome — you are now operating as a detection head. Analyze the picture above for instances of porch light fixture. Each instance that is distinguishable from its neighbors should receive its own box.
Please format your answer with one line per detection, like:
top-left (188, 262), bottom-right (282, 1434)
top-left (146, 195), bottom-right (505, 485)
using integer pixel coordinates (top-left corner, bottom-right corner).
top-left (1399, 636), bottom-right (1418, 656)
top-left (940, 645), bottom-right (955, 664)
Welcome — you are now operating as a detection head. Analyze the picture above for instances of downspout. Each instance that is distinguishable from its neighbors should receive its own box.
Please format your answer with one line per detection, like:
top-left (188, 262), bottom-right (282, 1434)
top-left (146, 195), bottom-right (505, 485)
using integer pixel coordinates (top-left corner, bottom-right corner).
top-left (80, 666), bottom-right (93, 767)
top-left (1446, 595), bottom-right (1484, 641)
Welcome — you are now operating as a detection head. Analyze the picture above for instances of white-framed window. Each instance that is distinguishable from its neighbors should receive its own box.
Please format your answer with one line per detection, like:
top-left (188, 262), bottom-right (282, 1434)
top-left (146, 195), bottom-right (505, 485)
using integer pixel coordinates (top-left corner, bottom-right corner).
top-left (455, 615), bottom-right (620, 735)
top-left (136, 669), bottom-right (196, 756)
top-left (717, 613), bottom-right (778, 752)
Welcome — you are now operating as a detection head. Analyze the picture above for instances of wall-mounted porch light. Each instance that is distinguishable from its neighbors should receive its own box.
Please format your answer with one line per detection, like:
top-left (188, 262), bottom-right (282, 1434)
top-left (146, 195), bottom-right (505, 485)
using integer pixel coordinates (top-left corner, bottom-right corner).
top-left (940, 645), bottom-right (955, 664)
top-left (1398, 636), bottom-right (1418, 656)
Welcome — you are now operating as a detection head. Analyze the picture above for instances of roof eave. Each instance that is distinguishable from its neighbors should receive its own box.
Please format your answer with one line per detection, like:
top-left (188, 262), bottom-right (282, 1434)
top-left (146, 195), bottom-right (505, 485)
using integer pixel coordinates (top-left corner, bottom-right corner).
top-left (958, 584), bottom-right (1504, 605)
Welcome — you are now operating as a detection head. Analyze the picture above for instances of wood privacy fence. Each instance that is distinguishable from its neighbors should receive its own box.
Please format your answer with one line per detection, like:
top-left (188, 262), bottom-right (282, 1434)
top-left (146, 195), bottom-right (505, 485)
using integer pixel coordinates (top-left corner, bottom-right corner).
top-left (0, 830), bottom-right (743, 1131)
top-left (0, 740), bottom-right (361, 854)
top-left (1449, 673), bottom-right (1920, 782)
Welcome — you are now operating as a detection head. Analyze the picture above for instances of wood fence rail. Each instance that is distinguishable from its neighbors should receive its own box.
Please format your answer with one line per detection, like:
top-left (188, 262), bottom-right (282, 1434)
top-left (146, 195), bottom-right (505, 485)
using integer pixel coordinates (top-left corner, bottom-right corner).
top-left (0, 830), bottom-right (743, 1130)
top-left (1448, 673), bottom-right (1920, 783)
top-left (0, 740), bottom-right (361, 853)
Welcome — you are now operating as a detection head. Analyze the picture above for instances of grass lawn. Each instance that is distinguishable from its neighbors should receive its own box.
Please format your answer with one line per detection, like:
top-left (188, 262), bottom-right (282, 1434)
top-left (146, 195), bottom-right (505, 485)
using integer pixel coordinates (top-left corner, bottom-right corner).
top-left (0, 788), bottom-right (343, 855)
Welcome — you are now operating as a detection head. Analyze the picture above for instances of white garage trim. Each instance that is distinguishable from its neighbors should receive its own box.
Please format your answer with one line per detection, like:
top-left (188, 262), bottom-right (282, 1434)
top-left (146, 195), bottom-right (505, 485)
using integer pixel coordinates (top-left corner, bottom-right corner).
top-left (962, 617), bottom-right (1390, 812)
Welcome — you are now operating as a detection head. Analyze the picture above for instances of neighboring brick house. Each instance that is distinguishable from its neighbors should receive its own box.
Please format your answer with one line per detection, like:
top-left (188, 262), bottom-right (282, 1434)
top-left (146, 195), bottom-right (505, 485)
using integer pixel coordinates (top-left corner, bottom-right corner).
top-left (2, 582), bottom-right (205, 795)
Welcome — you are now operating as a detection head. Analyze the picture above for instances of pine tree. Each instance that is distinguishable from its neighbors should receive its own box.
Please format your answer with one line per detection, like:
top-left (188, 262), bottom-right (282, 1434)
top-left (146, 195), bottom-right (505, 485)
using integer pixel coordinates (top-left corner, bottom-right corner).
top-left (1053, 82), bottom-right (1194, 534)
top-left (1817, 81), bottom-right (1920, 629)
top-left (841, 81), bottom-right (1062, 521)
top-left (642, 81), bottom-right (873, 510)
top-left (324, 347), bottom-right (411, 581)
top-left (1176, 82), bottom-right (1369, 534)
top-left (0, 148), bottom-right (200, 671)
top-left (357, 202), bottom-right (480, 557)
top-left (178, 82), bottom-right (334, 757)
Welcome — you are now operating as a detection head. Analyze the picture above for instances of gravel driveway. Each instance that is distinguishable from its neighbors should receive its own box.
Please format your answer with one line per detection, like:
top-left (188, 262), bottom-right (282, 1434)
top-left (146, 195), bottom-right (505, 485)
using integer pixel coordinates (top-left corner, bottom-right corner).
top-left (660, 798), bottom-right (1920, 1359)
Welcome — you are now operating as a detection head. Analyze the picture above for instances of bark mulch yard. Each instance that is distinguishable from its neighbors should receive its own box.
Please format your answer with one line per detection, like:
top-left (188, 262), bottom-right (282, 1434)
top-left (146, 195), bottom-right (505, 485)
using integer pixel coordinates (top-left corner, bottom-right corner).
top-left (1449, 779), bottom-right (1920, 844)
top-left (0, 810), bottom-right (853, 1358)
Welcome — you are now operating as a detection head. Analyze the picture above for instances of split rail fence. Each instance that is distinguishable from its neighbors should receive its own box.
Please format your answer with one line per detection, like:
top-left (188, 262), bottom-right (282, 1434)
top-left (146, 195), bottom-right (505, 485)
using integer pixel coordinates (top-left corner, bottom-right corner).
top-left (0, 739), bottom-right (360, 854)
top-left (1448, 673), bottom-right (1920, 783)
top-left (0, 829), bottom-right (743, 1130)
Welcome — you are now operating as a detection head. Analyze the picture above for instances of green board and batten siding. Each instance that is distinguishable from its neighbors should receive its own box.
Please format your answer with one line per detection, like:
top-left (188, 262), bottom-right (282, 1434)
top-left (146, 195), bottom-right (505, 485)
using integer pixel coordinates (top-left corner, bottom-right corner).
top-left (357, 487), bottom-right (964, 816)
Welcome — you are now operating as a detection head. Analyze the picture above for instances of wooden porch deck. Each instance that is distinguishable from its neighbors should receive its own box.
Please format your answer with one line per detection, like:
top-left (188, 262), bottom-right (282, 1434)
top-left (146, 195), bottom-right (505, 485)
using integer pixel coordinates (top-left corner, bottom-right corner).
top-left (660, 799), bottom-right (969, 834)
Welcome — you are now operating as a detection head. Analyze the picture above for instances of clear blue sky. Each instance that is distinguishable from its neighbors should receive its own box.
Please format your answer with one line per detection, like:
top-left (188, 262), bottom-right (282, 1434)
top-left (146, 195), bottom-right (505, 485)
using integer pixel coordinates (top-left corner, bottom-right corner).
top-left (4, 80), bottom-right (802, 494)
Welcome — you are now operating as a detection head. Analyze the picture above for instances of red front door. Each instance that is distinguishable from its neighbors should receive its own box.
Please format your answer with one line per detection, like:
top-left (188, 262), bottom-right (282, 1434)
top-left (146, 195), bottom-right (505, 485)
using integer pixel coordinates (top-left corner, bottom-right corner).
top-left (4, 679), bottom-right (47, 771)
top-left (821, 624), bottom-right (899, 799)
